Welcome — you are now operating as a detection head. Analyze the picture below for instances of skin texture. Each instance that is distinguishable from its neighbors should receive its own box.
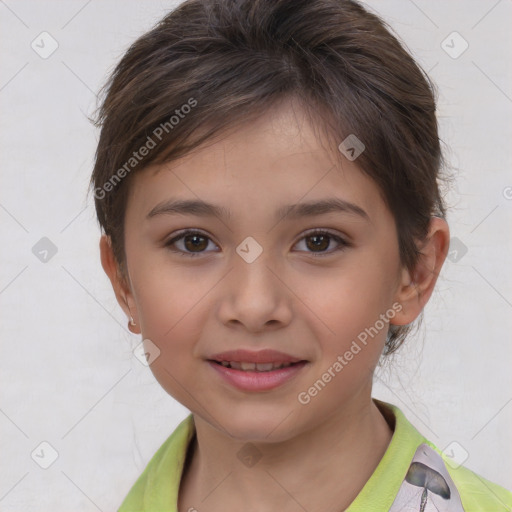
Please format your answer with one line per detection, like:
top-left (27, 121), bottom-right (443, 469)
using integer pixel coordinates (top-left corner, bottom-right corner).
top-left (100, 98), bottom-right (449, 511)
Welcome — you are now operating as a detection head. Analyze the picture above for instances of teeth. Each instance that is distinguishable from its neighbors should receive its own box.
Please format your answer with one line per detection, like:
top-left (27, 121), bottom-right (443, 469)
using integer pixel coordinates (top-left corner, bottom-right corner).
top-left (217, 361), bottom-right (297, 371)
top-left (255, 363), bottom-right (274, 371)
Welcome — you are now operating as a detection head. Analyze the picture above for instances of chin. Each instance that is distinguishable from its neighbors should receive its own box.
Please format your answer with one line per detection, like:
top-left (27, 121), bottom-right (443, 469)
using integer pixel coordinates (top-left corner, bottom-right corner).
top-left (210, 403), bottom-right (303, 443)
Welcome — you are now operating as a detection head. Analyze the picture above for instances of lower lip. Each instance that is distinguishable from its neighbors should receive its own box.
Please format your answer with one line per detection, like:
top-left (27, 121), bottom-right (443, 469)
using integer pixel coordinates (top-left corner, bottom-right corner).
top-left (207, 361), bottom-right (308, 392)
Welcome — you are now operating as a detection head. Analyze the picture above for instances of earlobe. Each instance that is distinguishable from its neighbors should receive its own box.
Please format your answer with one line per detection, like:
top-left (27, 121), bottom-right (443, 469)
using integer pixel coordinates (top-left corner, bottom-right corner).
top-left (99, 235), bottom-right (141, 333)
top-left (391, 217), bottom-right (450, 326)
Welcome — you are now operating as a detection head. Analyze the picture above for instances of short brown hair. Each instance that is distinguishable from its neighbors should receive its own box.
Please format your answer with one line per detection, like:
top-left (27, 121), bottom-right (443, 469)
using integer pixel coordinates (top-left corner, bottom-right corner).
top-left (89, 0), bottom-right (447, 355)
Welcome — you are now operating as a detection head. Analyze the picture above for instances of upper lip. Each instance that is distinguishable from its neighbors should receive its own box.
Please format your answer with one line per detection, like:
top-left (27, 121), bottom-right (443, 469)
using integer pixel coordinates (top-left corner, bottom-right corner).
top-left (208, 349), bottom-right (305, 364)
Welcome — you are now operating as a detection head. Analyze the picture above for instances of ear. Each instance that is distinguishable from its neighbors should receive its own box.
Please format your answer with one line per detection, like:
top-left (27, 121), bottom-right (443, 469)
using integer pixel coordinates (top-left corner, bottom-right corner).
top-left (99, 234), bottom-right (141, 334)
top-left (391, 217), bottom-right (450, 326)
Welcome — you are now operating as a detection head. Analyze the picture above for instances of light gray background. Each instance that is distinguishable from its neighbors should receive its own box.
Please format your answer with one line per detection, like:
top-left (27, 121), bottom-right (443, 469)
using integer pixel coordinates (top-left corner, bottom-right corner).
top-left (1, 0), bottom-right (511, 510)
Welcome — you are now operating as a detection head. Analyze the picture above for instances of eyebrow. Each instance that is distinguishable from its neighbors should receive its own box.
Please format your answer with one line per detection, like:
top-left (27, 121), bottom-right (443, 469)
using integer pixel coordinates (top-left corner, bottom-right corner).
top-left (146, 197), bottom-right (369, 222)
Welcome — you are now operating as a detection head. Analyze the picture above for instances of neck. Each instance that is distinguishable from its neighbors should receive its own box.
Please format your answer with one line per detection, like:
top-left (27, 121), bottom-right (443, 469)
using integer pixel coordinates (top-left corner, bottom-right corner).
top-left (178, 397), bottom-right (393, 512)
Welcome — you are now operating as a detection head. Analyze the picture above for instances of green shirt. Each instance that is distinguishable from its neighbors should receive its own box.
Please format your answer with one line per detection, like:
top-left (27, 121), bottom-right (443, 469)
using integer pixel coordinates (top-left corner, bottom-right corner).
top-left (118, 400), bottom-right (512, 511)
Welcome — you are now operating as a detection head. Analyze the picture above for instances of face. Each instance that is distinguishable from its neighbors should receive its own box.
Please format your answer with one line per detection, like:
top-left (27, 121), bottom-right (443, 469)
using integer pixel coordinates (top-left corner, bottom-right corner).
top-left (113, 100), bottom-right (410, 441)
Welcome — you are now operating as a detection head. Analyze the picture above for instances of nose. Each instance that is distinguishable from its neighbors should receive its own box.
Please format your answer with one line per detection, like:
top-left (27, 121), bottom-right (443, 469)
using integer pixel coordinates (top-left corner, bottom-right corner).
top-left (216, 248), bottom-right (293, 333)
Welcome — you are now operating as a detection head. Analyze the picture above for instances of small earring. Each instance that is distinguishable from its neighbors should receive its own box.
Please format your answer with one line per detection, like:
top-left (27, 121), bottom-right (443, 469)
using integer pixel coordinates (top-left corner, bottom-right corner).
top-left (130, 316), bottom-right (136, 326)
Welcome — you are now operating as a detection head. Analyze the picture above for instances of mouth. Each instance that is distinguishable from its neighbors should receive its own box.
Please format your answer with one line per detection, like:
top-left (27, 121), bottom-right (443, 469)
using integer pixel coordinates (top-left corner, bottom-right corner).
top-left (206, 358), bottom-right (309, 392)
top-left (206, 349), bottom-right (308, 391)
top-left (208, 360), bottom-right (305, 372)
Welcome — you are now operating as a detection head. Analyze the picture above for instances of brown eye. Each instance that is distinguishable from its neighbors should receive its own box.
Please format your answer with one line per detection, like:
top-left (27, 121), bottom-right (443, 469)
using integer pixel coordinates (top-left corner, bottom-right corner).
top-left (165, 230), bottom-right (217, 257)
top-left (306, 233), bottom-right (330, 252)
top-left (295, 230), bottom-right (349, 256)
top-left (183, 234), bottom-right (208, 252)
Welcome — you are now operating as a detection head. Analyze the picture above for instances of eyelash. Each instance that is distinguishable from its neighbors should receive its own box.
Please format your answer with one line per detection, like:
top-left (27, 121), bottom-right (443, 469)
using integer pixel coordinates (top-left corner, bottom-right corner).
top-left (164, 229), bottom-right (350, 258)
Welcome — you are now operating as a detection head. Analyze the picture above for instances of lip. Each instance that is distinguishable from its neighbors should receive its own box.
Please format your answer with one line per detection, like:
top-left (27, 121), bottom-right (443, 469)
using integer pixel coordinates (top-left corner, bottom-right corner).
top-left (207, 360), bottom-right (308, 392)
top-left (208, 348), bottom-right (304, 364)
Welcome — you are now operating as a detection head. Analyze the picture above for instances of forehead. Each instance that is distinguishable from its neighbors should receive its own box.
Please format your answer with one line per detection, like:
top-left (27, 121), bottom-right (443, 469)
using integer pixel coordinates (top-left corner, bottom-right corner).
top-left (126, 101), bottom-right (390, 226)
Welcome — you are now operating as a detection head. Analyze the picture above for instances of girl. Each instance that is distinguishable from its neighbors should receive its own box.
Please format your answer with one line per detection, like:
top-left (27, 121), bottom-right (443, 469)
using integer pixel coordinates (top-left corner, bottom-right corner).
top-left (90, 0), bottom-right (512, 510)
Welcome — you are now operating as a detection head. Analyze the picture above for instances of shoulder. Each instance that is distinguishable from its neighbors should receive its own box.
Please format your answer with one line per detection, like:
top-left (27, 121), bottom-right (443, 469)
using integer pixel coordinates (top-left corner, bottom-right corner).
top-left (375, 400), bottom-right (512, 511)
top-left (434, 447), bottom-right (512, 511)
top-left (118, 414), bottom-right (196, 512)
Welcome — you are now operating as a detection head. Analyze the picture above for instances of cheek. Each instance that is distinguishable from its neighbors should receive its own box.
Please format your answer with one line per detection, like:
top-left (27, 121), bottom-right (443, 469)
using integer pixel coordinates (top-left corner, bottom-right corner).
top-left (291, 269), bottom-right (393, 412)
top-left (128, 245), bottom-right (213, 336)
top-left (127, 256), bottom-right (220, 401)
top-left (133, 270), bottom-right (207, 354)
top-left (295, 255), bottom-right (399, 381)
top-left (303, 255), bottom-right (398, 332)
top-left (136, 290), bottom-right (207, 405)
